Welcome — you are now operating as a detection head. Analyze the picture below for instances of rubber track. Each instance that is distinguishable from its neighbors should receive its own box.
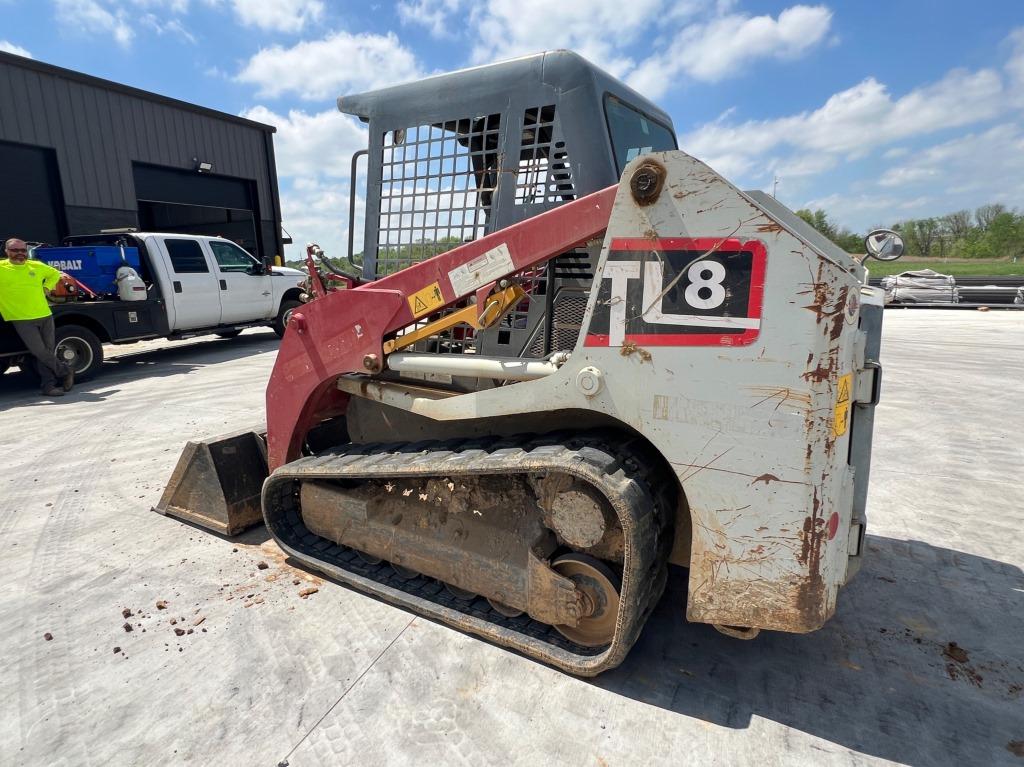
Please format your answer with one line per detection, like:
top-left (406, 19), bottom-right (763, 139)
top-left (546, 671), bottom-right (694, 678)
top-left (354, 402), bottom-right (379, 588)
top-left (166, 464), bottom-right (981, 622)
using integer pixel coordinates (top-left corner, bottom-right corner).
top-left (262, 431), bottom-right (674, 676)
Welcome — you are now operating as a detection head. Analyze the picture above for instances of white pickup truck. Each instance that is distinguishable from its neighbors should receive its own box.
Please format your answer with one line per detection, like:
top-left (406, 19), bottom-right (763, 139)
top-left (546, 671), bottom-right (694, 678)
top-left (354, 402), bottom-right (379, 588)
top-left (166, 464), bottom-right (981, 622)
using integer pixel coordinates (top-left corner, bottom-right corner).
top-left (0, 232), bottom-right (304, 380)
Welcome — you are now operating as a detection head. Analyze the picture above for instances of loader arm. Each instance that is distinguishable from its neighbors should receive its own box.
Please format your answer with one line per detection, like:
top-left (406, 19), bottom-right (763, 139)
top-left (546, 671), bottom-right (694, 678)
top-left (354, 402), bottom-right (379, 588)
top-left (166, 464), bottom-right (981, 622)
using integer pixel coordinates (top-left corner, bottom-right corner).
top-left (265, 185), bottom-right (618, 471)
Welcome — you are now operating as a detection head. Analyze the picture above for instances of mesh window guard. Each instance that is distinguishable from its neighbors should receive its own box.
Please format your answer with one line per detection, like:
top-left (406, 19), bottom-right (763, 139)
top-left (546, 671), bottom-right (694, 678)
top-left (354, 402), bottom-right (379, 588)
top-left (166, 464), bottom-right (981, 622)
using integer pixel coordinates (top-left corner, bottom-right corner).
top-left (514, 105), bottom-right (576, 205)
top-left (376, 114), bottom-right (501, 277)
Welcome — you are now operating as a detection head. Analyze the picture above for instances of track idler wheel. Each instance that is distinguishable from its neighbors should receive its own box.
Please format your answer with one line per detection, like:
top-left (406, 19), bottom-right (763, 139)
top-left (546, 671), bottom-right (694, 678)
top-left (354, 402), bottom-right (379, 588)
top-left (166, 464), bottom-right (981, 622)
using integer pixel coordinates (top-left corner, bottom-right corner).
top-left (444, 583), bottom-right (478, 601)
top-left (550, 553), bottom-right (621, 647)
top-left (390, 563), bottom-right (419, 580)
top-left (486, 598), bottom-right (524, 618)
top-left (355, 550), bottom-right (382, 566)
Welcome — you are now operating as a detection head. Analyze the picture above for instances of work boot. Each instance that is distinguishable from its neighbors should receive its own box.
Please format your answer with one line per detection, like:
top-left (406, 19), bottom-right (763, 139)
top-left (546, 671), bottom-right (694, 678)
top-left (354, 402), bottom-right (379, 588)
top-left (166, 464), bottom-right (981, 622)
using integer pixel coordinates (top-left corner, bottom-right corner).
top-left (62, 369), bottom-right (74, 392)
top-left (41, 386), bottom-right (65, 397)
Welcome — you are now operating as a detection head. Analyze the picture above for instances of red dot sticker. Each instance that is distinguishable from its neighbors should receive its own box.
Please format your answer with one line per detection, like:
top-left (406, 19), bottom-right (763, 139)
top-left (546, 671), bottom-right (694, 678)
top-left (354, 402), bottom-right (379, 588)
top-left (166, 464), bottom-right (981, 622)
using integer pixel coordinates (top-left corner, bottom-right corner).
top-left (826, 511), bottom-right (840, 540)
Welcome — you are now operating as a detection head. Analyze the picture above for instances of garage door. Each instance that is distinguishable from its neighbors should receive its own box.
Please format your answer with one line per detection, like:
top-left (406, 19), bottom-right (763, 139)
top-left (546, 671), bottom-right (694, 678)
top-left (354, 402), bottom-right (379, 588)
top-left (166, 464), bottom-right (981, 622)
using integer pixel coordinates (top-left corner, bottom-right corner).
top-left (133, 163), bottom-right (262, 258)
top-left (0, 140), bottom-right (66, 246)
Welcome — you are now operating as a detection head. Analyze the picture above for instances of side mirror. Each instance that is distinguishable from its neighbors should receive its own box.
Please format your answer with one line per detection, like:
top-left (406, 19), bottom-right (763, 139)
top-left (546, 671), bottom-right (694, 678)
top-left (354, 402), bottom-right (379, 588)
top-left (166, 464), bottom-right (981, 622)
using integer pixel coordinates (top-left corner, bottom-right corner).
top-left (863, 229), bottom-right (905, 262)
top-left (248, 261), bottom-right (266, 275)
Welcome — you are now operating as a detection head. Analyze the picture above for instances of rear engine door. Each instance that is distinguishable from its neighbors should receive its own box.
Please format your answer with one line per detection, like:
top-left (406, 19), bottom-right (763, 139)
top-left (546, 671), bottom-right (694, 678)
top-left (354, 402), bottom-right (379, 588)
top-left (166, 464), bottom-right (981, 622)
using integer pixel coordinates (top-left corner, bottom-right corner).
top-left (207, 240), bottom-right (274, 323)
top-left (159, 238), bottom-right (222, 330)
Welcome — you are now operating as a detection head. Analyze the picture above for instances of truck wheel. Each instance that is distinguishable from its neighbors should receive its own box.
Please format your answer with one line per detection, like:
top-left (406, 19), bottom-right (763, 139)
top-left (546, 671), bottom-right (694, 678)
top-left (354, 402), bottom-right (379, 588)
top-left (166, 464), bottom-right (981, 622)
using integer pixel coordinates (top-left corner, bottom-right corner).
top-left (55, 324), bottom-right (104, 380)
top-left (274, 299), bottom-right (302, 338)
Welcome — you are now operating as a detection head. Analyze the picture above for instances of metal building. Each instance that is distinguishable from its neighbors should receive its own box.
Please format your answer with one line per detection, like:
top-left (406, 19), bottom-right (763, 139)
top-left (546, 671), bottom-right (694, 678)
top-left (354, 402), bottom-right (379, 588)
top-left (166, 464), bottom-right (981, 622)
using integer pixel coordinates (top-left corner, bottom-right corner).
top-left (0, 51), bottom-right (284, 263)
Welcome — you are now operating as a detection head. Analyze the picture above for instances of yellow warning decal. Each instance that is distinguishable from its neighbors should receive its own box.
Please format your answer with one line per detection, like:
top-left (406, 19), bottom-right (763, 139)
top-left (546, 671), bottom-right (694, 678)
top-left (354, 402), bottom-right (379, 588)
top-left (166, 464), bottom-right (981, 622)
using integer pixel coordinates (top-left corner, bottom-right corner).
top-left (833, 373), bottom-right (853, 437)
top-left (407, 282), bottom-right (445, 318)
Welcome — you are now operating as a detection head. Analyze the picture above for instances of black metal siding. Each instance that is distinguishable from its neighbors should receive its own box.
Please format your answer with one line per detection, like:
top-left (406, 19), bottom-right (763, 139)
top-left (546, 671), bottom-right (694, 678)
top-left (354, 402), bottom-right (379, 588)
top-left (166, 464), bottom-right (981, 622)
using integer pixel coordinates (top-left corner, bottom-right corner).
top-left (0, 52), bottom-right (284, 260)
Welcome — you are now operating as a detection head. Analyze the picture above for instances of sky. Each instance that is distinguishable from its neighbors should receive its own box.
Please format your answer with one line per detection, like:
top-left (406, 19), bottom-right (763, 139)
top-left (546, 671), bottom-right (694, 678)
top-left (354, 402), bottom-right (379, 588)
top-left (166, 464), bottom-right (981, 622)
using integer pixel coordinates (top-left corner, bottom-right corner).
top-left (1, 0), bottom-right (1023, 259)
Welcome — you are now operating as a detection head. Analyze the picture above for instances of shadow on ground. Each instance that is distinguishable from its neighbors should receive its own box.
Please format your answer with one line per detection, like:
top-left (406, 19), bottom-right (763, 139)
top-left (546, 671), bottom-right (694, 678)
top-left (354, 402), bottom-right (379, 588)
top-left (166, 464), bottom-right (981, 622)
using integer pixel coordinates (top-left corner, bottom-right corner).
top-left (0, 332), bottom-right (278, 405)
top-left (595, 536), bottom-right (1024, 766)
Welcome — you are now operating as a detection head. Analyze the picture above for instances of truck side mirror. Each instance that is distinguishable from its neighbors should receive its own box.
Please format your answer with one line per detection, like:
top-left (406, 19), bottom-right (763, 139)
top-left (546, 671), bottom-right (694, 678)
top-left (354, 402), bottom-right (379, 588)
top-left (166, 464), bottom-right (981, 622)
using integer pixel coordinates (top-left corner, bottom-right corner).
top-left (863, 229), bottom-right (905, 262)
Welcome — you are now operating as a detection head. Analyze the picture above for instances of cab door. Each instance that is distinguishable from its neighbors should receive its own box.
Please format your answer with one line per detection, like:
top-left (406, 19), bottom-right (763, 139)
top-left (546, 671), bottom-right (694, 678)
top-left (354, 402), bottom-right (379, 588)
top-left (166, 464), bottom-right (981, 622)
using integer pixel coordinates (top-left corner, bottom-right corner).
top-left (206, 240), bottom-right (274, 324)
top-left (160, 238), bottom-right (222, 330)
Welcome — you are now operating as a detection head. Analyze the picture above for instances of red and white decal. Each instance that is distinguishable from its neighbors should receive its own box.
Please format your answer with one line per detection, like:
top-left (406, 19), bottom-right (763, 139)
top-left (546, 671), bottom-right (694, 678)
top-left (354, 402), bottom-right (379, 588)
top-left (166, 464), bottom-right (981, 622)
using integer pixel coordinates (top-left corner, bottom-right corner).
top-left (585, 237), bottom-right (767, 347)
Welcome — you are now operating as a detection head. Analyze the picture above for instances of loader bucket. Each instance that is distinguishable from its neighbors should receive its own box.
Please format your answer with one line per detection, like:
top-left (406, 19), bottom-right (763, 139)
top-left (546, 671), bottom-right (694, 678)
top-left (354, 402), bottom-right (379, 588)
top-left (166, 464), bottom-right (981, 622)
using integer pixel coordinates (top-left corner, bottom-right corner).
top-left (154, 427), bottom-right (268, 536)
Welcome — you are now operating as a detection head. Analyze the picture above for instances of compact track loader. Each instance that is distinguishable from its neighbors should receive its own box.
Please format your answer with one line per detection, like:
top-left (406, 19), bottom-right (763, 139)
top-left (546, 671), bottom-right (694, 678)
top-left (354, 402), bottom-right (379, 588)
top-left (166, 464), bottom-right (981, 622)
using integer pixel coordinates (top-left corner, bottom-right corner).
top-left (157, 51), bottom-right (898, 676)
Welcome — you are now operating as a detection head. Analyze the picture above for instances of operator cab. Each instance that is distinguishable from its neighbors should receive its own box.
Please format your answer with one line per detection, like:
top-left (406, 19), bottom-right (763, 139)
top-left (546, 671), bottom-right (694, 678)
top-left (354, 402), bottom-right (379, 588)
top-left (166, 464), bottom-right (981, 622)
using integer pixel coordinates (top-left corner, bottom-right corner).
top-left (338, 50), bottom-right (677, 358)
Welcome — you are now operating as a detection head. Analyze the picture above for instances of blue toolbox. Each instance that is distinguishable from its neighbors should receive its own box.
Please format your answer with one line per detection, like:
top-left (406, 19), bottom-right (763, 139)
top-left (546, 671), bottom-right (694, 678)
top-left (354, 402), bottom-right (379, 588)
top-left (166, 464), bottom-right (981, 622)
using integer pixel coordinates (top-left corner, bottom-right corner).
top-left (33, 246), bottom-right (142, 295)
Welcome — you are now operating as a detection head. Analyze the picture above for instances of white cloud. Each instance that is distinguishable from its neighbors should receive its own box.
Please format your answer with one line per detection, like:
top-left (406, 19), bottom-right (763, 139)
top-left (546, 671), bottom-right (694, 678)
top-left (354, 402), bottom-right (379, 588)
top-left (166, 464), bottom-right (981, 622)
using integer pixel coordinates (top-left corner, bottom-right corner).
top-left (241, 106), bottom-right (369, 259)
top-left (682, 67), bottom-right (1006, 182)
top-left (1006, 27), bottom-right (1024, 106)
top-left (0, 40), bottom-right (32, 58)
top-left (468, 0), bottom-right (665, 76)
top-left (802, 124), bottom-right (1024, 229)
top-left (397, 0), bottom-right (463, 38)
top-left (279, 176), bottom-right (366, 261)
top-left (236, 31), bottom-right (424, 100)
top-left (139, 13), bottom-right (197, 43)
top-left (401, 1), bottom-right (830, 97)
top-left (879, 124), bottom-right (1024, 195)
top-left (129, 0), bottom-right (191, 12)
top-left (628, 4), bottom-right (832, 97)
top-left (241, 106), bottom-right (367, 179)
top-left (227, 0), bottom-right (323, 33)
top-left (54, 0), bottom-right (134, 47)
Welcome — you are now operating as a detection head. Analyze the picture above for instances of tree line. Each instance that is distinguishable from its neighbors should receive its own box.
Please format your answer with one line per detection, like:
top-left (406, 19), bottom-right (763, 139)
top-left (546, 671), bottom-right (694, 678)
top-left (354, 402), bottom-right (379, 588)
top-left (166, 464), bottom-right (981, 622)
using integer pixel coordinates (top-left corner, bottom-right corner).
top-left (796, 204), bottom-right (1024, 259)
top-left (284, 204), bottom-right (1023, 272)
top-left (285, 236), bottom-right (464, 275)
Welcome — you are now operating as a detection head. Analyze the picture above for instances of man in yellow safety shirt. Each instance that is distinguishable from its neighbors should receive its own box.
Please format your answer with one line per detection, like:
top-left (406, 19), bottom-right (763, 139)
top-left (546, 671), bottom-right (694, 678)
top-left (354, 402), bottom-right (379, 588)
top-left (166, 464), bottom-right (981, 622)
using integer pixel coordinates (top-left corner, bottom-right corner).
top-left (0, 238), bottom-right (74, 397)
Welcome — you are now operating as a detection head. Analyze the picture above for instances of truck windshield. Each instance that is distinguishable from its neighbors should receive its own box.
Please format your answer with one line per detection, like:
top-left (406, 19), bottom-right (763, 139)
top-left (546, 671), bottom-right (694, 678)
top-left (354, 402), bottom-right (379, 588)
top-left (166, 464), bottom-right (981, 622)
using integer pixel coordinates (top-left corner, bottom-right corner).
top-left (604, 95), bottom-right (677, 174)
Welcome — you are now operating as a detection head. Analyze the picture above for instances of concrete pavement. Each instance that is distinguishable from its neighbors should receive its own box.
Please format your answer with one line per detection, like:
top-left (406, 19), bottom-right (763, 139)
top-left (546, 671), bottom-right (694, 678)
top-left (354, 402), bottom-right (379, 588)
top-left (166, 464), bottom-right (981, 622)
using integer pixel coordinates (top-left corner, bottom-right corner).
top-left (1, 313), bottom-right (1021, 766)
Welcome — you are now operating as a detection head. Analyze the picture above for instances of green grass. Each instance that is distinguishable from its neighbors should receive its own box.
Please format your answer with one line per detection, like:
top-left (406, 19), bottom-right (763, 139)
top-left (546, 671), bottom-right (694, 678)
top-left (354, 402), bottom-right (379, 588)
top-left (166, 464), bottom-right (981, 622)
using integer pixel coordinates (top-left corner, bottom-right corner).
top-left (864, 258), bottom-right (1024, 278)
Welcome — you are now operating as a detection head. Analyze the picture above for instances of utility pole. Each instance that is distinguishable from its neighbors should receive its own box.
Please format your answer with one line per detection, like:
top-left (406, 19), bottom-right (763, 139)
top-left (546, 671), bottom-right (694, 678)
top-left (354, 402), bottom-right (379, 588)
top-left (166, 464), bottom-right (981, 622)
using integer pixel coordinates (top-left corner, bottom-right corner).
top-left (772, 176), bottom-right (780, 199)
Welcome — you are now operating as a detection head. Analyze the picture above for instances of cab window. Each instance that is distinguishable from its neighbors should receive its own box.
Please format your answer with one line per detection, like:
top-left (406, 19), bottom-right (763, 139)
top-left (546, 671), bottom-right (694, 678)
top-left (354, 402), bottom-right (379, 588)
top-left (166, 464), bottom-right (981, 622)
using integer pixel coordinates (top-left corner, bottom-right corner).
top-left (210, 241), bottom-right (260, 273)
top-left (604, 95), bottom-right (677, 174)
top-left (166, 239), bottom-right (209, 274)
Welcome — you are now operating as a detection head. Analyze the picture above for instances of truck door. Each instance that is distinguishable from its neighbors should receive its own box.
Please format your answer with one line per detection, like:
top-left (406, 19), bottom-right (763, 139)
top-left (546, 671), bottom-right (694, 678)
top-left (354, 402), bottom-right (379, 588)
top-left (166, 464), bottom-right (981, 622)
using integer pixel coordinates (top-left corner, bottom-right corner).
top-left (206, 240), bottom-right (274, 323)
top-left (160, 238), bottom-right (222, 329)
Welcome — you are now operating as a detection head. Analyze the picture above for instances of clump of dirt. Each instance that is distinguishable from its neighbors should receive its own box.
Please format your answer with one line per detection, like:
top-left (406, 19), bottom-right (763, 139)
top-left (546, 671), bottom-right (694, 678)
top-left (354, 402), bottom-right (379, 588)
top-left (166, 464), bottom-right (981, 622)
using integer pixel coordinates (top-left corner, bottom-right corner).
top-left (43, 633), bottom-right (53, 641)
top-left (257, 561), bottom-right (269, 570)
top-left (112, 646), bottom-right (121, 654)
top-left (944, 662), bottom-right (984, 687)
top-left (942, 642), bottom-right (984, 688)
top-left (943, 642), bottom-right (969, 664)
top-left (156, 600), bottom-right (168, 610)
top-left (1006, 741), bottom-right (1024, 758)
top-left (174, 628), bottom-right (185, 637)
top-left (620, 340), bottom-right (652, 363)
top-left (122, 622), bottom-right (133, 633)
top-left (299, 587), bottom-right (318, 599)
top-left (122, 608), bottom-right (133, 619)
